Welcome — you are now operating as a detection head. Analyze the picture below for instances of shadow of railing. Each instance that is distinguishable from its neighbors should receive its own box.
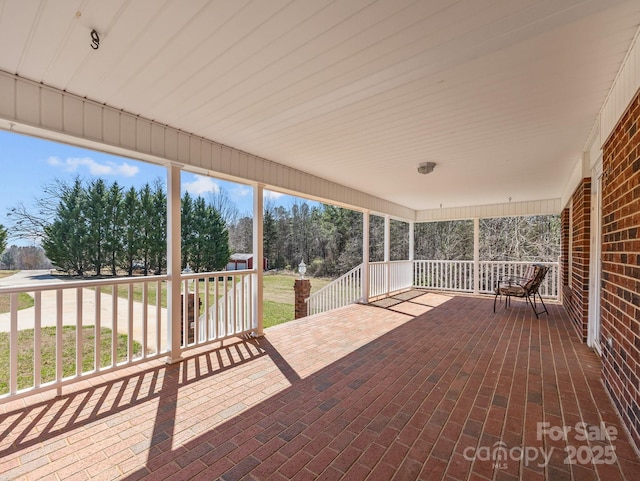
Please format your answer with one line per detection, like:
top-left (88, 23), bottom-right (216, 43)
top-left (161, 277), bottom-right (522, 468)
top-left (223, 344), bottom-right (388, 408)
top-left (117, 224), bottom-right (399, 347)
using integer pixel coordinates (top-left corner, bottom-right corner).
top-left (0, 337), bottom-right (299, 457)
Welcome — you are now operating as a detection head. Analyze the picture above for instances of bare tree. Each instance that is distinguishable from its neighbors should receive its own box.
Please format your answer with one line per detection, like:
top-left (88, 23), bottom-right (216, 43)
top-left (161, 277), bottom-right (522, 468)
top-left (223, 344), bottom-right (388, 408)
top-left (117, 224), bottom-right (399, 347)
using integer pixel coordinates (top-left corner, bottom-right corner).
top-left (6, 178), bottom-right (72, 243)
top-left (479, 216), bottom-right (560, 261)
top-left (208, 188), bottom-right (241, 227)
top-left (1, 245), bottom-right (52, 270)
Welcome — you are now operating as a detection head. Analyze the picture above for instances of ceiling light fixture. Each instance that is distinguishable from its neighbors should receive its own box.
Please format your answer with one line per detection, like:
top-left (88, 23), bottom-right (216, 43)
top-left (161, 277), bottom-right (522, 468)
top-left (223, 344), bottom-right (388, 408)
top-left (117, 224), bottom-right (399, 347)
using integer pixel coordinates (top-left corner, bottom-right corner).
top-left (417, 162), bottom-right (436, 174)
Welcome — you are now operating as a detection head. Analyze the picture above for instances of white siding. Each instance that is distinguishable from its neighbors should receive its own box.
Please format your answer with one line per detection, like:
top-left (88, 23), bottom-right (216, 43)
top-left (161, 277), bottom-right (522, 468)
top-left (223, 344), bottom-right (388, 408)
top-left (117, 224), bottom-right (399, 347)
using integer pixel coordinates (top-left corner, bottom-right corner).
top-left (415, 199), bottom-right (561, 222)
top-left (601, 27), bottom-right (640, 145)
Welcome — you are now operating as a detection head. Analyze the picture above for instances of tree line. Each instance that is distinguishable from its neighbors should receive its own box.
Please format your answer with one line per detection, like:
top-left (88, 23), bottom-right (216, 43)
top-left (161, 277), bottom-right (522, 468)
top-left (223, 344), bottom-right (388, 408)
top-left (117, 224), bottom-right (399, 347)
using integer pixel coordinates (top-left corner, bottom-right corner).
top-left (17, 178), bottom-right (230, 276)
top-left (0, 245), bottom-right (52, 270)
top-left (4, 176), bottom-right (560, 278)
top-left (227, 205), bottom-right (560, 277)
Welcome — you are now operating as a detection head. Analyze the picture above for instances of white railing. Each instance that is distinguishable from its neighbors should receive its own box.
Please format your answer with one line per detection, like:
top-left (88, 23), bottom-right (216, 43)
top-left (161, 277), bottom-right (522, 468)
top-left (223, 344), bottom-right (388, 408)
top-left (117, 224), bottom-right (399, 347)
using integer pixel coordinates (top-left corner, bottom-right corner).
top-left (191, 270), bottom-right (256, 345)
top-left (306, 264), bottom-right (363, 315)
top-left (306, 259), bottom-right (560, 317)
top-left (413, 260), bottom-right (559, 298)
top-left (370, 260), bottom-right (413, 298)
top-left (306, 260), bottom-right (414, 315)
top-left (0, 275), bottom-right (168, 400)
top-left (413, 260), bottom-right (475, 293)
top-left (0, 270), bottom-right (256, 400)
top-left (478, 261), bottom-right (558, 298)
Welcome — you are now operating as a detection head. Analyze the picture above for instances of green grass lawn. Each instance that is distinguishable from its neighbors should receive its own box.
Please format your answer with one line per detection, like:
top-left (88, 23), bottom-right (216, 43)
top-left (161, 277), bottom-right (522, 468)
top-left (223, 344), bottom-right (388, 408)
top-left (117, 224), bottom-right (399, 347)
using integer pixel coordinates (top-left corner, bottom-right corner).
top-left (0, 292), bottom-right (35, 314)
top-left (263, 300), bottom-right (294, 328)
top-left (0, 326), bottom-right (141, 395)
top-left (262, 272), bottom-right (330, 326)
top-left (0, 271), bottom-right (35, 314)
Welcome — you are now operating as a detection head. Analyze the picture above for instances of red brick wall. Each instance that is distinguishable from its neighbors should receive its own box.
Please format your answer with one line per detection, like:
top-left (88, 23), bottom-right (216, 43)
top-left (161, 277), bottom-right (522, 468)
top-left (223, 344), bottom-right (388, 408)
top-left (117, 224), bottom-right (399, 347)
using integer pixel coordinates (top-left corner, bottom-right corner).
top-left (601, 89), bottom-right (640, 452)
top-left (560, 208), bottom-right (570, 287)
top-left (562, 179), bottom-right (591, 341)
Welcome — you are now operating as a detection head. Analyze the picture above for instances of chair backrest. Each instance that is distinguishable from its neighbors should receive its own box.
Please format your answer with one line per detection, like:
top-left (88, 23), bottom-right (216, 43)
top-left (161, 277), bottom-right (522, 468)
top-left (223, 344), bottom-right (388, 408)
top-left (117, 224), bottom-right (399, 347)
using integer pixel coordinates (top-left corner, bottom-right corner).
top-left (525, 264), bottom-right (548, 293)
top-left (522, 264), bottom-right (536, 281)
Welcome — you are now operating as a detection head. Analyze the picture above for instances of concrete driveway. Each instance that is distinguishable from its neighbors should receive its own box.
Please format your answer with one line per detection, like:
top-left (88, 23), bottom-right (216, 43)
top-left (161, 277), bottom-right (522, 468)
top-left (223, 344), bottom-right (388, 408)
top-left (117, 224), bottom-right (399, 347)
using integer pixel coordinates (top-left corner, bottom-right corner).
top-left (0, 269), bottom-right (59, 287)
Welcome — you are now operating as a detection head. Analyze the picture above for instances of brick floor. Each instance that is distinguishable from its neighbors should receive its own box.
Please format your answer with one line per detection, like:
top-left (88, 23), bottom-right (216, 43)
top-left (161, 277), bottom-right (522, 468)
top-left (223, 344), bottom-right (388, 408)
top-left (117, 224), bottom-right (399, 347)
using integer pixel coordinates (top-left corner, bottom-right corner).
top-left (1, 292), bottom-right (639, 480)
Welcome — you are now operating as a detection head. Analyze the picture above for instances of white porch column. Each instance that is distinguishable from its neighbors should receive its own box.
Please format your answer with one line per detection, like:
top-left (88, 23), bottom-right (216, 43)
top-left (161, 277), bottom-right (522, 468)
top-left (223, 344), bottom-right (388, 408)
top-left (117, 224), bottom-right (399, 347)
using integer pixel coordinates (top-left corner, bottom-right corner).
top-left (253, 184), bottom-right (264, 336)
top-left (384, 215), bottom-right (390, 294)
top-left (362, 211), bottom-right (370, 302)
top-left (473, 217), bottom-right (480, 295)
top-left (166, 164), bottom-right (182, 364)
top-left (409, 221), bottom-right (415, 261)
top-left (409, 220), bottom-right (415, 288)
top-left (384, 215), bottom-right (391, 262)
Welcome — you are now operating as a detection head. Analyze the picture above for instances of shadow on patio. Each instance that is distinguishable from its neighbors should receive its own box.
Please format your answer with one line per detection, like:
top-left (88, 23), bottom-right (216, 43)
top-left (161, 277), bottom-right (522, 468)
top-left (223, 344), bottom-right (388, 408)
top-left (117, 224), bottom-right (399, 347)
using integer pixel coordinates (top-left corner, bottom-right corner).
top-left (1, 292), bottom-right (639, 480)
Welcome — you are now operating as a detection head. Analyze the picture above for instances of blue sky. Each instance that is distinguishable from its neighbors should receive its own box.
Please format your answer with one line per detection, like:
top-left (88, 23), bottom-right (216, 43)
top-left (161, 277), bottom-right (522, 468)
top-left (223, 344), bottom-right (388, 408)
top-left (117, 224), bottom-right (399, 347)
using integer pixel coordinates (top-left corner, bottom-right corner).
top-left (0, 130), bottom-right (300, 245)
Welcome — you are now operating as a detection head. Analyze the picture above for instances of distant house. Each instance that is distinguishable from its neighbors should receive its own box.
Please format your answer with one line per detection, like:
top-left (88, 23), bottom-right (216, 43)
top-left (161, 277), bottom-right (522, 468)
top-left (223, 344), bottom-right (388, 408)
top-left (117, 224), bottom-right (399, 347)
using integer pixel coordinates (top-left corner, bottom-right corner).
top-left (226, 253), bottom-right (267, 271)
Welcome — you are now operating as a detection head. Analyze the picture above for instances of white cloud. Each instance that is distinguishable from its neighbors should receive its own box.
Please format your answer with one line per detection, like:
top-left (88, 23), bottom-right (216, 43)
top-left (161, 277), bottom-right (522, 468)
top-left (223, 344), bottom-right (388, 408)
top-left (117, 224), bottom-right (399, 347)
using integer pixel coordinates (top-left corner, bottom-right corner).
top-left (231, 185), bottom-right (251, 199)
top-left (264, 190), bottom-right (285, 200)
top-left (183, 175), bottom-right (220, 195)
top-left (47, 156), bottom-right (139, 177)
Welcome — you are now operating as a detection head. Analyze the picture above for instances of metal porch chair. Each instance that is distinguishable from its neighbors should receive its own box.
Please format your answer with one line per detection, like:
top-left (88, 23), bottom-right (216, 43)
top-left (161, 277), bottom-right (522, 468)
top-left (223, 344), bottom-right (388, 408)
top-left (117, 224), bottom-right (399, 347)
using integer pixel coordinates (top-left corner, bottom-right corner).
top-left (493, 264), bottom-right (549, 318)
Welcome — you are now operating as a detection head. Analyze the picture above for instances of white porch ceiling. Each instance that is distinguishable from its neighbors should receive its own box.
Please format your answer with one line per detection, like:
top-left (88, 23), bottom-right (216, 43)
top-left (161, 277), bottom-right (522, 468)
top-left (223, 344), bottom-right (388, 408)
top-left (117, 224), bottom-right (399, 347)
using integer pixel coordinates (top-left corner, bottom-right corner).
top-left (0, 0), bottom-right (639, 212)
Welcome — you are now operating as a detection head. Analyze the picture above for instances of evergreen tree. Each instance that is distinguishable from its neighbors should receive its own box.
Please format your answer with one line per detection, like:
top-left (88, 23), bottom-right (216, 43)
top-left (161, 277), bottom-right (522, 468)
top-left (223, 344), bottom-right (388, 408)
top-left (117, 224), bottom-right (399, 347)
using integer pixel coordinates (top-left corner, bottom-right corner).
top-left (0, 224), bottom-right (7, 255)
top-left (189, 196), bottom-right (208, 271)
top-left (181, 191), bottom-right (195, 269)
top-left (104, 182), bottom-right (124, 275)
top-left (86, 179), bottom-right (108, 275)
top-left (121, 186), bottom-right (141, 276)
top-left (43, 179), bottom-right (89, 275)
top-left (202, 204), bottom-right (230, 272)
top-left (138, 184), bottom-right (154, 275)
top-left (181, 193), bottom-right (231, 272)
top-left (263, 207), bottom-right (277, 268)
top-left (149, 180), bottom-right (167, 274)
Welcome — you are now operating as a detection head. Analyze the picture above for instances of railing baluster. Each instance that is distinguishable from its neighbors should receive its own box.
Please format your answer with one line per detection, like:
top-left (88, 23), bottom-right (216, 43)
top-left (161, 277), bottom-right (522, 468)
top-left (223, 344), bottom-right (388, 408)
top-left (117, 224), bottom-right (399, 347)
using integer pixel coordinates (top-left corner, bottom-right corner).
top-left (182, 279), bottom-right (188, 346)
top-left (155, 280), bottom-right (161, 355)
top-left (194, 279), bottom-right (200, 343)
top-left (204, 277), bottom-right (210, 340)
top-left (34, 292), bottom-right (42, 388)
top-left (112, 285), bottom-right (118, 367)
top-left (10, 293), bottom-right (18, 395)
top-left (56, 289), bottom-right (63, 393)
top-left (127, 283), bottom-right (134, 361)
top-left (76, 288), bottom-right (83, 376)
top-left (239, 275), bottom-right (245, 332)
top-left (213, 276), bottom-right (219, 339)
top-left (95, 287), bottom-right (101, 371)
top-left (223, 276), bottom-right (229, 336)
top-left (142, 281), bottom-right (148, 358)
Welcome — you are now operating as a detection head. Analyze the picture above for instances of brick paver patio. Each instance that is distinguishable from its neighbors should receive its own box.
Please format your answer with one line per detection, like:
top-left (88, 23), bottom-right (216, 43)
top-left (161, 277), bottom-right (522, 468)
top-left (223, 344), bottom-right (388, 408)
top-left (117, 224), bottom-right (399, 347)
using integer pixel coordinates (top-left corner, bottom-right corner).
top-left (1, 292), bottom-right (639, 480)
